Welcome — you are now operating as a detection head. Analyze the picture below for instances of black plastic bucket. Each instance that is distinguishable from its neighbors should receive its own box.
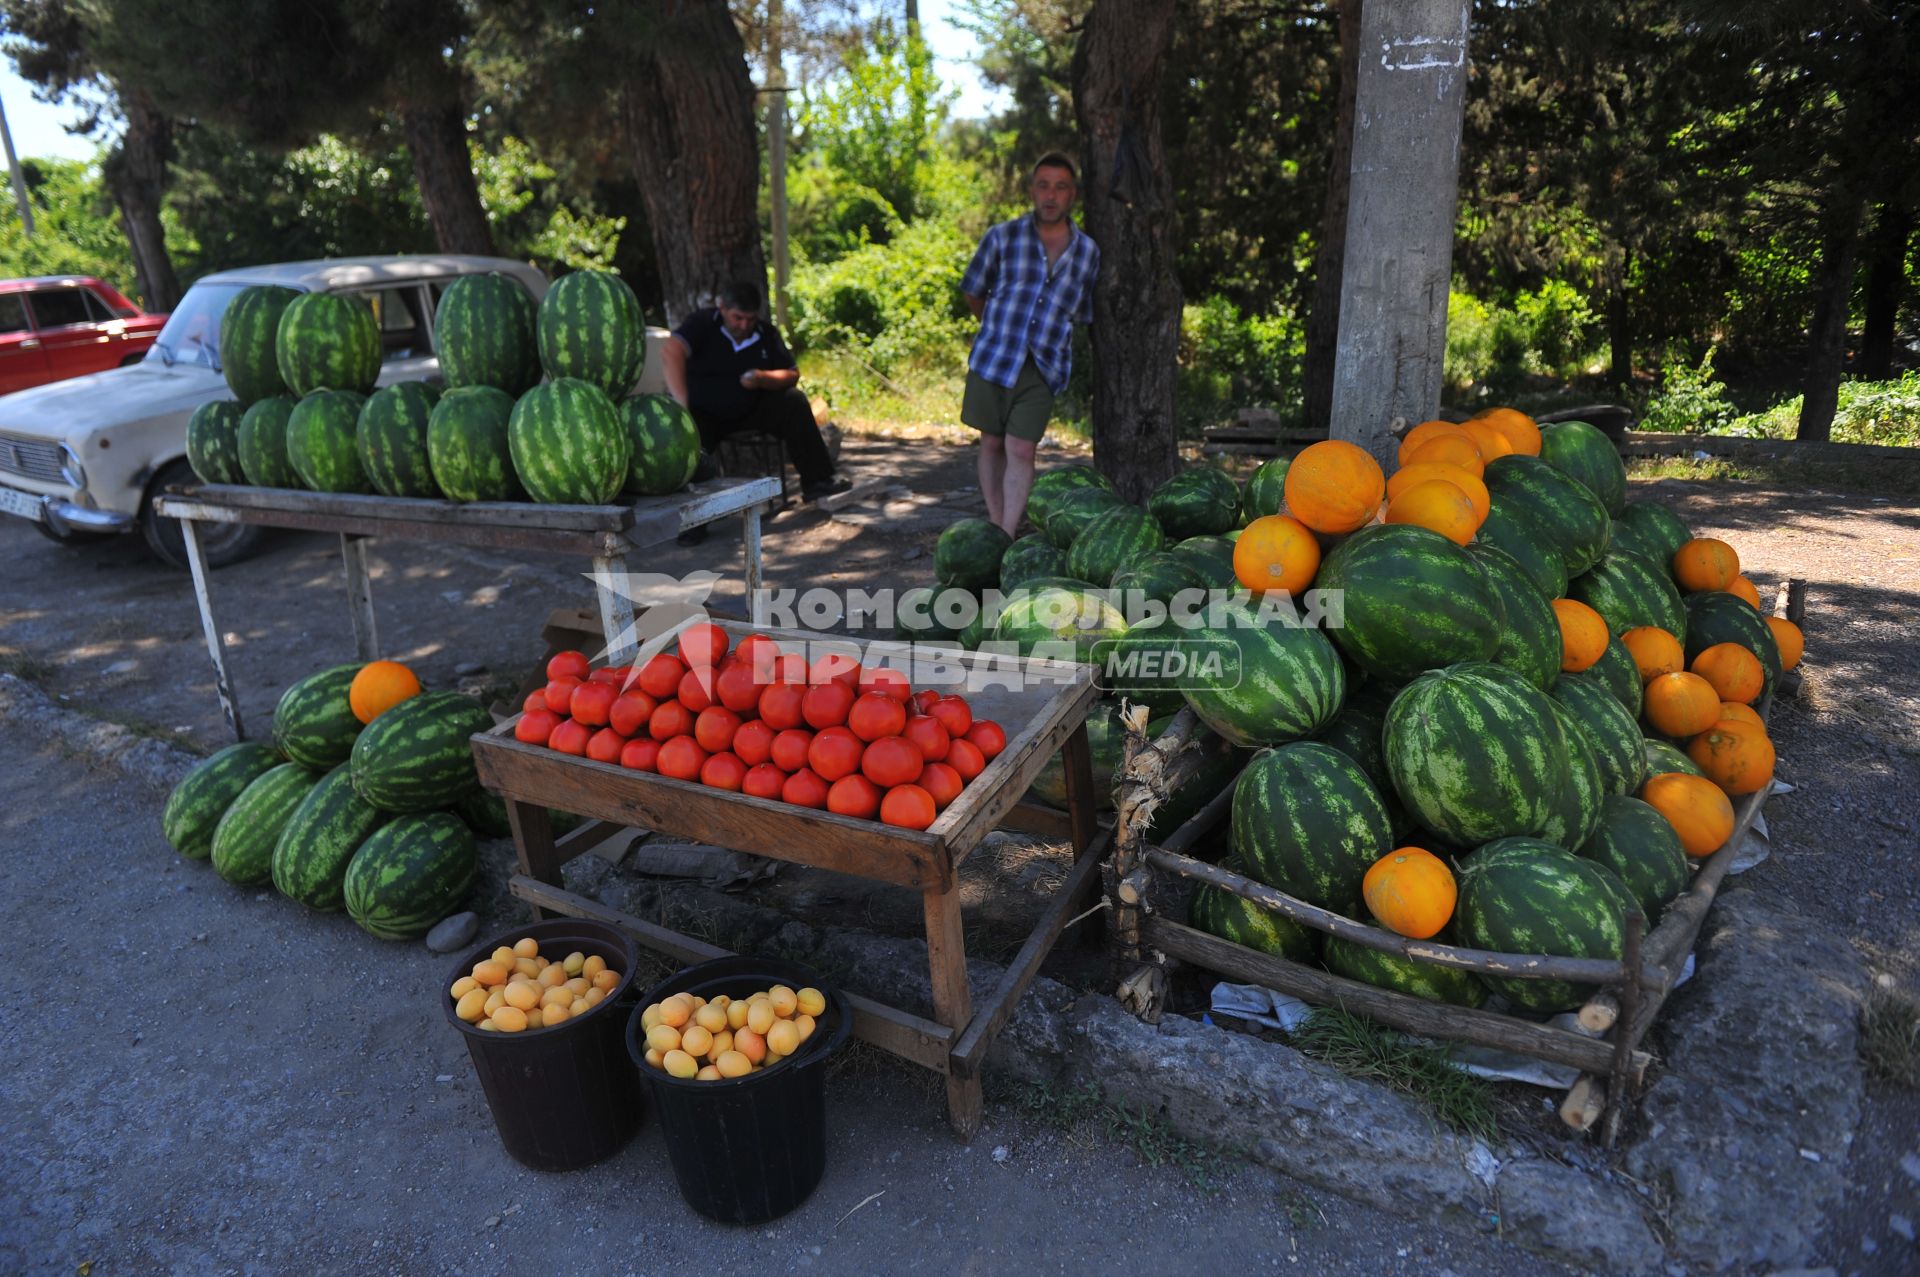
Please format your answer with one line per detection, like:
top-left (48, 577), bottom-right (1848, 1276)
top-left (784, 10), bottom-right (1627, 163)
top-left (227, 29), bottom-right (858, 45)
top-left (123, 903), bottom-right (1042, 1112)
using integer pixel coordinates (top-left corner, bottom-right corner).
top-left (626, 956), bottom-right (853, 1223)
top-left (442, 918), bottom-right (645, 1172)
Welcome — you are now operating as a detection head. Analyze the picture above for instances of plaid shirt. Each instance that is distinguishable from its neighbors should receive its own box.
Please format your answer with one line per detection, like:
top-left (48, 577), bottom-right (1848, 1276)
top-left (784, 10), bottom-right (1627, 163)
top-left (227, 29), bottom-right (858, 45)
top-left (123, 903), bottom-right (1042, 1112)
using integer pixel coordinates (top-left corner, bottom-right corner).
top-left (961, 214), bottom-right (1099, 394)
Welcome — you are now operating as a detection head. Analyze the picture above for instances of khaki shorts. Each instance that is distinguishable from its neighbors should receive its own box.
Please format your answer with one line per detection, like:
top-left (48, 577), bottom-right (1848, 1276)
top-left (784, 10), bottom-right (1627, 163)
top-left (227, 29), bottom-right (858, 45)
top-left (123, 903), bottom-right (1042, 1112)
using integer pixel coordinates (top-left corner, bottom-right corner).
top-left (961, 358), bottom-right (1054, 443)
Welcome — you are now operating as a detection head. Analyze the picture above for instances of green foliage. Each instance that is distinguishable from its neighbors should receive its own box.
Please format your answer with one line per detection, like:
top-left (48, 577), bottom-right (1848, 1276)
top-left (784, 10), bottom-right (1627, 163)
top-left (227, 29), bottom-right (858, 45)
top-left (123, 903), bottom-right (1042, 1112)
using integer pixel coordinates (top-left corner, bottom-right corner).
top-left (1444, 284), bottom-right (1605, 397)
top-left (788, 215), bottom-right (977, 375)
top-left (1723, 373), bottom-right (1920, 447)
top-left (1178, 296), bottom-right (1303, 427)
top-left (470, 135), bottom-right (625, 273)
top-left (1289, 1007), bottom-right (1501, 1144)
top-left (0, 156), bottom-right (146, 295)
top-left (1640, 347), bottom-right (1739, 434)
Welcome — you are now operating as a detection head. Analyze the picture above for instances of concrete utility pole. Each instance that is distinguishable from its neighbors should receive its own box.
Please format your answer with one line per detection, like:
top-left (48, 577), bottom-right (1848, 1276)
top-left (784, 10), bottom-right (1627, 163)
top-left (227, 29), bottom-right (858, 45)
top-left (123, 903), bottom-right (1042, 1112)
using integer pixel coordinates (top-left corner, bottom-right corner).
top-left (0, 93), bottom-right (35, 238)
top-left (1327, 0), bottom-right (1472, 465)
top-left (767, 0), bottom-right (790, 329)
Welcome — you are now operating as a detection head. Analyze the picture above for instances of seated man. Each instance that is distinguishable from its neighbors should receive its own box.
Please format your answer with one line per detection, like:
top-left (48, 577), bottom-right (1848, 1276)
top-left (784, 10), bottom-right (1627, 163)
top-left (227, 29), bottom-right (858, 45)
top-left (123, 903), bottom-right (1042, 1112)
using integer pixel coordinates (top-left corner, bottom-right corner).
top-left (661, 279), bottom-right (849, 507)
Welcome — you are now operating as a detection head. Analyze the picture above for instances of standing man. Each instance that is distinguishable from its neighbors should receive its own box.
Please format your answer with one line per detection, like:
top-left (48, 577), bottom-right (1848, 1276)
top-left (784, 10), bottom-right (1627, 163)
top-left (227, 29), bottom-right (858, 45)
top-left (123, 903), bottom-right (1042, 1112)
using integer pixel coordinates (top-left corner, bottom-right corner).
top-left (960, 153), bottom-right (1100, 535)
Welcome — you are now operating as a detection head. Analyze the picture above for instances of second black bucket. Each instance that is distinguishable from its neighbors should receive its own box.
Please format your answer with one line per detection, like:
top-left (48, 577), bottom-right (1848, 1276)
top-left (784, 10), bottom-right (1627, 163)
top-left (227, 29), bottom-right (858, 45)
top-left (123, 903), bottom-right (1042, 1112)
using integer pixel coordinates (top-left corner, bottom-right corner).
top-left (627, 956), bottom-right (852, 1224)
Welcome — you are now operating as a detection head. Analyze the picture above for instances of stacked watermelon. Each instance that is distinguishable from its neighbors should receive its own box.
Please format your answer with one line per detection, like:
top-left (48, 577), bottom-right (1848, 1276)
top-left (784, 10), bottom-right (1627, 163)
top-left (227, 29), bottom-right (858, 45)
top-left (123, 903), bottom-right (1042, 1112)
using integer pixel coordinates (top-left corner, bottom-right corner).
top-left (189, 284), bottom-right (301, 486)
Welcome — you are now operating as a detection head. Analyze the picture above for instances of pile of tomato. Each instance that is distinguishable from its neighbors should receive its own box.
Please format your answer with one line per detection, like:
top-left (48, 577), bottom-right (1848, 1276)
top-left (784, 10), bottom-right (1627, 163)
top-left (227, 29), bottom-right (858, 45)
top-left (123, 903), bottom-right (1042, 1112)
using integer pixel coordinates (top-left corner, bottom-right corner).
top-left (513, 624), bottom-right (1007, 830)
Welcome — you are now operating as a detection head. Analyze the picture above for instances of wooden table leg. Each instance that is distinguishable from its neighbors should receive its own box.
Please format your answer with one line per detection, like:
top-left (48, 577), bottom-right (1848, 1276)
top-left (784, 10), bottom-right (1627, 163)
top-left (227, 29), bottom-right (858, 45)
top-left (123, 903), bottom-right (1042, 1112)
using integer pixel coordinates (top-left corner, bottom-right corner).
top-left (743, 504), bottom-right (766, 627)
top-left (592, 553), bottom-right (638, 665)
top-left (180, 516), bottom-right (247, 741)
top-left (341, 533), bottom-right (380, 661)
top-left (924, 887), bottom-right (982, 1140)
top-left (506, 800), bottom-right (561, 920)
top-left (1060, 721), bottom-right (1105, 948)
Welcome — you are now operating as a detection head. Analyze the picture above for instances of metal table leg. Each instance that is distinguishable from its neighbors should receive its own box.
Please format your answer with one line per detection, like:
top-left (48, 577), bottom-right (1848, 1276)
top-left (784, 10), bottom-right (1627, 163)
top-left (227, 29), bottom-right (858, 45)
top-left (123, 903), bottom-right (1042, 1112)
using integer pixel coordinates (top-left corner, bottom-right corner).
top-left (743, 503), bottom-right (766, 626)
top-left (180, 517), bottom-right (246, 741)
top-left (592, 552), bottom-right (639, 665)
top-left (341, 533), bottom-right (380, 661)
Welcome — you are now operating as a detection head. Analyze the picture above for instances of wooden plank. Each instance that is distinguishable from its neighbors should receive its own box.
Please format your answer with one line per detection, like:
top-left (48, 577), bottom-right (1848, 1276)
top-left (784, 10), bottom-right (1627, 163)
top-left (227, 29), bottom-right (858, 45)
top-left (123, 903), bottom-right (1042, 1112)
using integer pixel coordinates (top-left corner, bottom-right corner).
top-left (554, 819), bottom-right (629, 863)
top-left (1060, 721), bottom-right (1099, 856)
top-left (810, 476), bottom-right (890, 512)
top-left (340, 533), bottom-right (380, 661)
top-left (157, 483), bottom-right (633, 531)
top-left (936, 678), bottom-right (1100, 863)
top-left (591, 553), bottom-right (639, 666)
top-left (505, 799), bottom-right (561, 921)
top-left (153, 496), bottom-right (619, 557)
top-left (997, 800), bottom-right (1081, 842)
top-left (1147, 917), bottom-right (1650, 1083)
top-left (923, 887), bottom-right (982, 1138)
top-left (743, 505), bottom-right (766, 627)
top-left (1616, 432), bottom-right (1920, 466)
top-left (619, 478), bottom-right (781, 550)
top-left (179, 517), bottom-right (247, 741)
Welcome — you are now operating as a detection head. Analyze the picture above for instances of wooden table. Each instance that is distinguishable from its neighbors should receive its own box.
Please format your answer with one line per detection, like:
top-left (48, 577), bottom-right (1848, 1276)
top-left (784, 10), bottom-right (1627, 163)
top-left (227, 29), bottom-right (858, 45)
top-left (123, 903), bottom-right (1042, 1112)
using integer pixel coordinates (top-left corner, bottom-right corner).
top-left (154, 478), bottom-right (780, 741)
top-left (469, 617), bottom-right (1105, 1139)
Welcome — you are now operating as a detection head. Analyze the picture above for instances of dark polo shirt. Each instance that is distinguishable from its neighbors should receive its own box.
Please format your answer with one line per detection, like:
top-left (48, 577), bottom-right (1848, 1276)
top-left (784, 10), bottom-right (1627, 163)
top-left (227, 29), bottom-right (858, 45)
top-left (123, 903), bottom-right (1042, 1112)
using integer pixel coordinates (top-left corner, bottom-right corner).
top-left (672, 309), bottom-right (797, 423)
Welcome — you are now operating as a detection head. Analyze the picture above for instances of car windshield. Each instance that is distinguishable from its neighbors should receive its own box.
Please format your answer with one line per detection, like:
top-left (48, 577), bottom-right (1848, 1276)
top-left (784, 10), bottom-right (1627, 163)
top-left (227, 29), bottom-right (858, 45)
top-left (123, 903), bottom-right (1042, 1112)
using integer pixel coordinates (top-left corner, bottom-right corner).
top-left (145, 282), bottom-right (249, 370)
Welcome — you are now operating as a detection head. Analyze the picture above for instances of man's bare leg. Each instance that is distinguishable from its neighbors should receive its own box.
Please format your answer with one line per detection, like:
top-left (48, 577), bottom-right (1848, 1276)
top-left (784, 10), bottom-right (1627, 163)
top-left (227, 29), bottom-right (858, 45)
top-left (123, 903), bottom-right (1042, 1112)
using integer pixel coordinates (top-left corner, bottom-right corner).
top-left (978, 434), bottom-right (1007, 528)
top-left (999, 436), bottom-right (1038, 537)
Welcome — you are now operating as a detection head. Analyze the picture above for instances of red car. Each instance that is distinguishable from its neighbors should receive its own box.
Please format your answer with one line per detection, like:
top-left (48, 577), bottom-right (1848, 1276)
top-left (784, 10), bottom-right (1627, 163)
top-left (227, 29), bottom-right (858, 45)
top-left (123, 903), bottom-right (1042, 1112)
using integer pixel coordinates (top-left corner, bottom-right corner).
top-left (0, 276), bottom-right (168, 394)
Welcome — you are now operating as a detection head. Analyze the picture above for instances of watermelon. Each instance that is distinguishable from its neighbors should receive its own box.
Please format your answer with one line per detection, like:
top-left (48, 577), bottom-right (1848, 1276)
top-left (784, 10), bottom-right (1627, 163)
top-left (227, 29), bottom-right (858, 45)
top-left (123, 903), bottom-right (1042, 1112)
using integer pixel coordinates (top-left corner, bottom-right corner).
top-left (1027, 466), bottom-right (1113, 531)
top-left (999, 535), bottom-right (1070, 591)
top-left (186, 400), bottom-right (247, 485)
top-left (1475, 500), bottom-right (1569, 600)
top-left (892, 585), bottom-right (973, 643)
top-left (936, 518), bottom-right (1013, 590)
top-left (1179, 600), bottom-right (1345, 747)
top-left (1165, 536), bottom-right (1239, 590)
top-left (1189, 870), bottom-right (1319, 963)
top-left (285, 390), bottom-right (371, 493)
top-left (1643, 739), bottom-right (1704, 779)
top-left (1239, 457), bottom-right (1291, 524)
top-left (1551, 672), bottom-right (1648, 797)
top-left (1683, 591), bottom-right (1783, 698)
top-left (1230, 742), bottom-right (1393, 913)
top-left (349, 690), bottom-right (493, 813)
top-left (1568, 550), bottom-right (1688, 641)
top-left (1110, 551), bottom-right (1206, 611)
top-left (357, 382), bottom-right (442, 498)
top-left (1045, 487), bottom-right (1126, 549)
top-left (429, 386), bottom-right (522, 503)
top-left (435, 272), bottom-right (542, 395)
top-left (1482, 455), bottom-right (1611, 576)
top-left (276, 291), bottom-right (380, 396)
top-left (1590, 636), bottom-right (1645, 719)
top-left (453, 786), bottom-right (513, 839)
top-left (219, 284), bottom-right (300, 403)
top-left (1467, 543), bottom-right (1561, 691)
top-left (1026, 698), bottom-right (1135, 810)
top-left (1539, 699), bottom-right (1607, 851)
top-left (1613, 501), bottom-right (1692, 571)
top-left (622, 394), bottom-right (701, 496)
top-left (237, 396), bottom-right (302, 489)
top-left (1454, 837), bottom-right (1628, 1012)
top-left (1538, 420), bottom-right (1628, 516)
top-left (272, 664), bottom-right (365, 771)
top-left (1093, 615), bottom-right (1187, 715)
top-left (1384, 663), bottom-right (1570, 845)
top-left (210, 763), bottom-right (322, 887)
top-left (162, 742), bottom-right (284, 861)
top-left (1313, 679), bottom-right (1413, 838)
top-left (1147, 468), bottom-right (1239, 539)
top-left (1317, 525), bottom-right (1502, 680)
top-left (958, 611), bottom-right (988, 650)
top-left (536, 269), bottom-right (646, 396)
top-left (1323, 925), bottom-right (1488, 1007)
top-left (271, 764), bottom-right (389, 910)
top-left (991, 584), bottom-right (1128, 664)
top-left (508, 378), bottom-right (631, 505)
top-left (342, 812), bottom-right (477, 940)
top-left (1576, 795), bottom-right (1689, 922)
top-left (1066, 505), bottom-right (1166, 587)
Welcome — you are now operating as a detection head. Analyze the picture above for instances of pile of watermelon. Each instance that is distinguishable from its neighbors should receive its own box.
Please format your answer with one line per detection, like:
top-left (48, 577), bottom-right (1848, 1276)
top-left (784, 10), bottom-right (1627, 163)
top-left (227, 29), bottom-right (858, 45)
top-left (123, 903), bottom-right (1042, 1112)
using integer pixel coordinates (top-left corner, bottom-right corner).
top-left (160, 664), bottom-right (542, 940)
top-left (187, 271), bottom-right (701, 506)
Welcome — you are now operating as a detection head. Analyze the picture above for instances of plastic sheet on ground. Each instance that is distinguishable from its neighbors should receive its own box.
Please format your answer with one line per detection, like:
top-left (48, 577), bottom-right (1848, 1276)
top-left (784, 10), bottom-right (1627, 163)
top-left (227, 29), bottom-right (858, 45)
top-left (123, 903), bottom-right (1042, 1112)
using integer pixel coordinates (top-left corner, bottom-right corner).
top-left (1728, 778), bottom-right (1794, 874)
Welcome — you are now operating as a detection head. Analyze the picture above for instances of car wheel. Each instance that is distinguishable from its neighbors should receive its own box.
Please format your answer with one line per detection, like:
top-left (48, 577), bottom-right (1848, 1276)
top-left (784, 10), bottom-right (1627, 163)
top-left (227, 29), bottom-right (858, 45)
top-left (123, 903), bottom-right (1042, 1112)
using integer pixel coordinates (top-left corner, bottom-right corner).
top-left (139, 460), bottom-right (263, 569)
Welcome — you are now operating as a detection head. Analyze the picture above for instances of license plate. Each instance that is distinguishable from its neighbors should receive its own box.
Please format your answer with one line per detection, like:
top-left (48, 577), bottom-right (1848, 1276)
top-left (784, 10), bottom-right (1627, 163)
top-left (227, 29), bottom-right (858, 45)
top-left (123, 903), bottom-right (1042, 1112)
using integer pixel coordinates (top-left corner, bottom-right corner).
top-left (0, 484), bottom-right (44, 522)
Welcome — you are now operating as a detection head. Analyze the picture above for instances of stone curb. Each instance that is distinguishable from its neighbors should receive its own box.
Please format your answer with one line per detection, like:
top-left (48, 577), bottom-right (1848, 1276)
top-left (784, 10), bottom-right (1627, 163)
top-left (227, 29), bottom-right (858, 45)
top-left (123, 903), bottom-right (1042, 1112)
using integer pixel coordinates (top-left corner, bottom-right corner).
top-left (0, 672), bottom-right (201, 792)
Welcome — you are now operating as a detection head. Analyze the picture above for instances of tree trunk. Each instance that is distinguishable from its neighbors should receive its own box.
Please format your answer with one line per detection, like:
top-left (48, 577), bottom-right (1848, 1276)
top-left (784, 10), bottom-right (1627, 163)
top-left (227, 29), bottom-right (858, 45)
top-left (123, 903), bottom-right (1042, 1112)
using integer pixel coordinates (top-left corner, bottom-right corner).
top-left (619, 0), bottom-right (767, 326)
top-left (399, 99), bottom-right (495, 256)
top-left (1858, 201), bottom-right (1911, 382)
top-left (1327, 0), bottom-right (1473, 467)
top-left (105, 88), bottom-right (180, 313)
top-left (1608, 258), bottom-right (1632, 390)
top-left (1797, 195), bottom-right (1866, 443)
top-left (1072, 0), bottom-right (1181, 502)
top-left (1302, 0), bottom-right (1360, 433)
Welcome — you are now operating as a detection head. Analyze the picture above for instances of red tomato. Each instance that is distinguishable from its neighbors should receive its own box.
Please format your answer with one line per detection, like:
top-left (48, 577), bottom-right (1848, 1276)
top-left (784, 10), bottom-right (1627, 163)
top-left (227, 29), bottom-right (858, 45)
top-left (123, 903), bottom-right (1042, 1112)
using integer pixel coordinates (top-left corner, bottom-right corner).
top-left (637, 652), bottom-right (686, 699)
top-left (694, 706), bottom-right (742, 754)
top-left (901, 714), bottom-right (950, 762)
top-left (927, 696), bottom-right (973, 737)
top-left (546, 650), bottom-right (590, 681)
top-left (656, 735), bottom-right (709, 781)
top-left (732, 719), bottom-right (776, 767)
top-left (964, 720), bottom-right (1007, 759)
top-left (742, 761), bottom-right (788, 800)
top-left (715, 661), bottom-right (766, 715)
top-left (677, 666), bottom-right (716, 713)
top-left (514, 708), bottom-right (560, 746)
top-left (808, 651), bottom-right (862, 688)
top-left (782, 767), bottom-right (830, 809)
top-left (585, 727), bottom-right (628, 764)
top-left (587, 667), bottom-right (625, 686)
top-left (881, 784), bottom-right (937, 830)
top-left (732, 634), bottom-right (779, 675)
top-left (569, 681), bottom-right (617, 727)
top-left (758, 681), bottom-right (807, 730)
top-left (858, 666), bottom-right (913, 702)
top-left (807, 726), bottom-right (865, 782)
top-left (522, 689), bottom-right (549, 716)
top-left (771, 652), bottom-right (810, 683)
top-left (861, 736), bottom-right (925, 788)
top-left (609, 690), bottom-right (659, 737)
top-left (913, 688), bottom-right (942, 715)
top-left (919, 761), bottom-right (963, 808)
top-left (700, 751), bottom-right (747, 791)
top-left (802, 681), bottom-right (855, 729)
top-left (946, 738), bottom-right (986, 781)
top-left (827, 774), bottom-right (882, 819)
top-left (847, 692), bottom-right (908, 743)
top-left (678, 623), bottom-right (731, 669)
top-left (619, 737), bottom-right (662, 772)
top-left (549, 718), bottom-right (593, 756)
top-left (543, 676), bottom-right (583, 715)
top-left (770, 728), bottom-right (815, 773)
top-left (648, 700), bottom-right (695, 741)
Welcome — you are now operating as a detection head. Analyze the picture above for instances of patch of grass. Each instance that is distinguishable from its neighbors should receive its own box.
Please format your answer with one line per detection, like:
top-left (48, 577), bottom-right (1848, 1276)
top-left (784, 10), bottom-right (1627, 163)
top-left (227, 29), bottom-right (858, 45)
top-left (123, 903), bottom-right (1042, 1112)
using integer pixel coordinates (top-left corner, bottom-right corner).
top-left (1625, 454), bottom-right (1920, 496)
top-left (0, 647), bottom-right (55, 682)
top-left (988, 1076), bottom-right (1227, 1192)
top-left (1289, 1006), bottom-right (1502, 1145)
top-left (1860, 990), bottom-right (1920, 1087)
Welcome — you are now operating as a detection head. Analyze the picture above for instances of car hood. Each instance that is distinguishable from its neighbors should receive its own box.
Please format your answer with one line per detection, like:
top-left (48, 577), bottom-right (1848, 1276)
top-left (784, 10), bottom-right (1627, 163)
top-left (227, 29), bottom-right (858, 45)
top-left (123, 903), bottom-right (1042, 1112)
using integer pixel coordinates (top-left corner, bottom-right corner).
top-left (0, 360), bottom-right (226, 440)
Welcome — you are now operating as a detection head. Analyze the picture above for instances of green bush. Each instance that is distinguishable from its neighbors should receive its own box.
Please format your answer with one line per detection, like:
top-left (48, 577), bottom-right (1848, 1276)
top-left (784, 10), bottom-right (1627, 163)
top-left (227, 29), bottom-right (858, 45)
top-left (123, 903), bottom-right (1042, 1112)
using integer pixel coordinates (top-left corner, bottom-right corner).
top-left (1445, 292), bottom-right (1499, 391)
top-left (1723, 373), bottom-right (1920, 447)
top-left (1178, 295), bottom-right (1302, 429)
top-left (787, 215), bottom-right (977, 376)
top-left (1641, 347), bottom-right (1739, 434)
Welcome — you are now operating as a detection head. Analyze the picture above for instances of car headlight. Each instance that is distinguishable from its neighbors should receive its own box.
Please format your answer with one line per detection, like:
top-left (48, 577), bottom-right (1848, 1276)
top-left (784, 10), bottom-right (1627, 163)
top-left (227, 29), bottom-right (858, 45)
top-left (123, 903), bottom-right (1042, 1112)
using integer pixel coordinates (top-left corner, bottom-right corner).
top-left (59, 443), bottom-right (85, 489)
